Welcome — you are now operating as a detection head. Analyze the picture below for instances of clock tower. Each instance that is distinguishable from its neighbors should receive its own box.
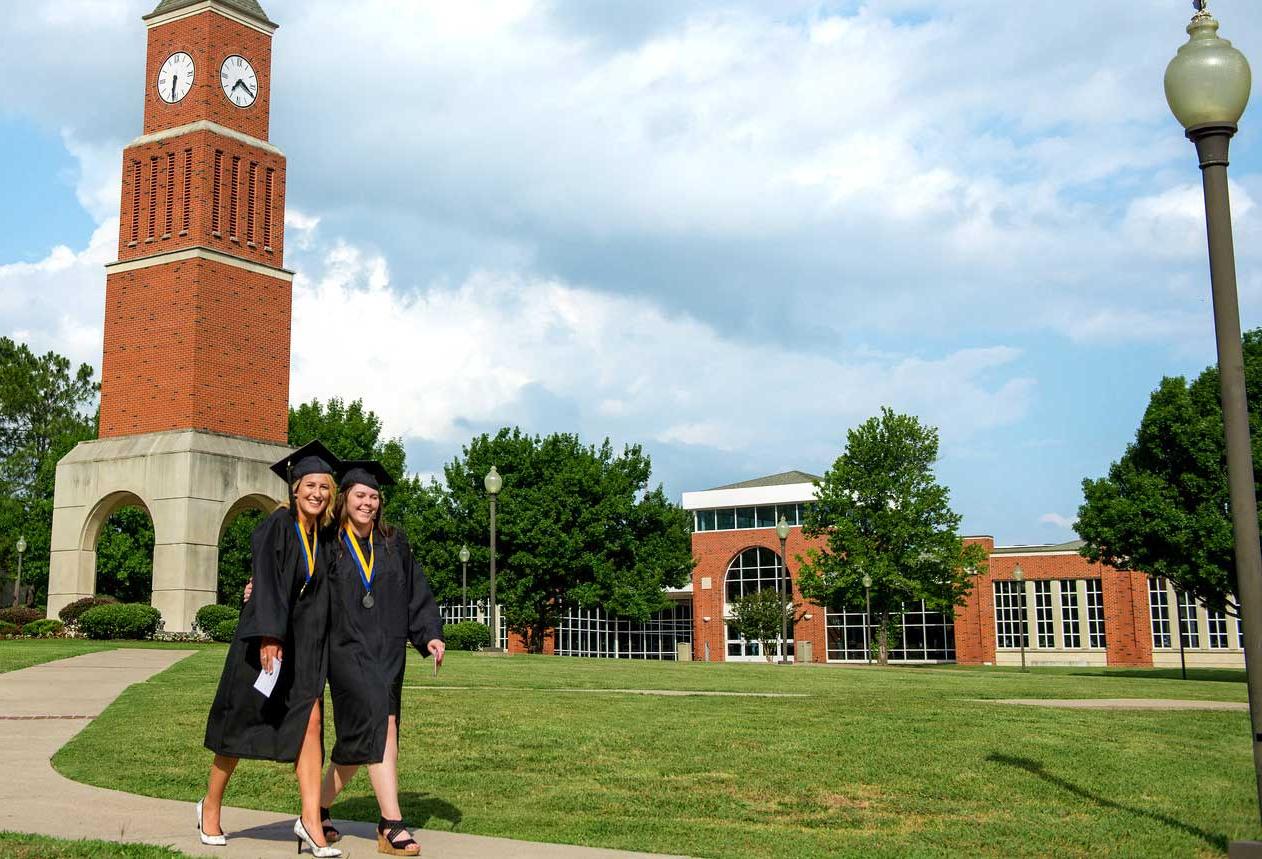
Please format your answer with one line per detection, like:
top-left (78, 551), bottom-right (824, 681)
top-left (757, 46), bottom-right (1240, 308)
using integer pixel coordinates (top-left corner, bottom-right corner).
top-left (47, 0), bottom-right (295, 630)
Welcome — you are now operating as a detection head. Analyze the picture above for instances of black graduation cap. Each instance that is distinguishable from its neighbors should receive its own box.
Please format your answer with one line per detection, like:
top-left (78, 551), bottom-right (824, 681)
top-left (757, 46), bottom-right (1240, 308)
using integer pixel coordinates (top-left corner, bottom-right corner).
top-left (339, 460), bottom-right (396, 492)
top-left (270, 440), bottom-right (340, 485)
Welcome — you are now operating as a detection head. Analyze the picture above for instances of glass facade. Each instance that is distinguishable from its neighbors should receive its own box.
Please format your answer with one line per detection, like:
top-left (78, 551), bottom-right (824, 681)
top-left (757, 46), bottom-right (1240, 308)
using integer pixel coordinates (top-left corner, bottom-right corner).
top-left (439, 601), bottom-right (508, 649)
top-left (824, 600), bottom-right (954, 661)
top-left (1084, 579), bottom-right (1106, 648)
top-left (1060, 580), bottom-right (1081, 649)
top-left (1177, 591), bottom-right (1201, 648)
top-left (554, 602), bottom-right (693, 660)
top-left (694, 503), bottom-right (810, 532)
top-left (1033, 580), bottom-right (1055, 648)
top-left (1149, 577), bottom-right (1172, 649)
top-left (1207, 608), bottom-right (1229, 649)
top-left (725, 547), bottom-right (793, 659)
top-left (993, 581), bottom-right (1027, 649)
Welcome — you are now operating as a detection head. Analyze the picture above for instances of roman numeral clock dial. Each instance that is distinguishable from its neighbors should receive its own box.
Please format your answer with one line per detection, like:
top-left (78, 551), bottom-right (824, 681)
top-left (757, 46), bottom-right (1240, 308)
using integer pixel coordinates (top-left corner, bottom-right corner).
top-left (220, 55), bottom-right (258, 108)
top-left (157, 52), bottom-right (194, 103)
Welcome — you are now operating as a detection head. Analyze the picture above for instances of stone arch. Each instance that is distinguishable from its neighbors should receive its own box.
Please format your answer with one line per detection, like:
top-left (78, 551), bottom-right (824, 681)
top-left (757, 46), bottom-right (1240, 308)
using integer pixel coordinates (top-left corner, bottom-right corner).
top-left (78, 490), bottom-right (157, 599)
top-left (218, 493), bottom-right (280, 541)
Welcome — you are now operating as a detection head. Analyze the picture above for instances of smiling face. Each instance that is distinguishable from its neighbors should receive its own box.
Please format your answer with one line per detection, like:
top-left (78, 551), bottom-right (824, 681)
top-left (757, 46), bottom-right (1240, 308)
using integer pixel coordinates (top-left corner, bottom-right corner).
top-left (294, 474), bottom-right (333, 526)
top-left (344, 483), bottom-right (381, 535)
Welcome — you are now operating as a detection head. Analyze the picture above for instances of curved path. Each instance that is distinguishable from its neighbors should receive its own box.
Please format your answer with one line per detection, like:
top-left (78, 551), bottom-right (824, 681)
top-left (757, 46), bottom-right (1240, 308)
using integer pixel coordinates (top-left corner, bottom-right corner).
top-left (0, 648), bottom-right (692, 859)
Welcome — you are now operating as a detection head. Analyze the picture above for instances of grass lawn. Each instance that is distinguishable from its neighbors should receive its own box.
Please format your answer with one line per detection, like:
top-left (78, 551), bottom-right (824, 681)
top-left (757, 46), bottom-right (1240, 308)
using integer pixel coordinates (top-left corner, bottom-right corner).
top-left (0, 638), bottom-right (217, 674)
top-left (45, 646), bottom-right (1256, 858)
top-left (0, 832), bottom-right (190, 858)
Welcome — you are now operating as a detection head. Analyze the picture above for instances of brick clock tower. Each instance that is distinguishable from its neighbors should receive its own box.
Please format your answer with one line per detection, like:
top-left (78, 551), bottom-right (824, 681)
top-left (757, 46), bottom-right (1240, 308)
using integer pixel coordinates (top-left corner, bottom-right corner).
top-left (48, 0), bottom-right (294, 630)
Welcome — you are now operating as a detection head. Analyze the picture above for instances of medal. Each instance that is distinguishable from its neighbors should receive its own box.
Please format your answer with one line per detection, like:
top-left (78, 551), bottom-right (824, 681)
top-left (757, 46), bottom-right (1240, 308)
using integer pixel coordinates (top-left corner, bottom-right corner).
top-left (343, 527), bottom-right (375, 609)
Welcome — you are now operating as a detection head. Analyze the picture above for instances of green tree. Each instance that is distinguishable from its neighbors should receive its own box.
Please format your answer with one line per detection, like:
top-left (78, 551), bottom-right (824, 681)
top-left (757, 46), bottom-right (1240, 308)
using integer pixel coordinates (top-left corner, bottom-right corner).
top-left (442, 428), bottom-right (694, 652)
top-left (0, 338), bottom-right (97, 602)
top-left (797, 408), bottom-right (985, 664)
top-left (726, 587), bottom-right (791, 663)
top-left (1076, 330), bottom-right (1262, 616)
top-left (94, 507), bottom-right (155, 602)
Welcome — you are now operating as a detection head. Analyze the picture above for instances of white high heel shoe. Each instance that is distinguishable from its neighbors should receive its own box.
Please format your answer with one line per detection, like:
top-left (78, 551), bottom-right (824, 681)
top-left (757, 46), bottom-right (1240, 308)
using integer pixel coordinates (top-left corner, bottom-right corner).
top-left (195, 798), bottom-right (227, 847)
top-left (294, 817), bottom-right (343, 857)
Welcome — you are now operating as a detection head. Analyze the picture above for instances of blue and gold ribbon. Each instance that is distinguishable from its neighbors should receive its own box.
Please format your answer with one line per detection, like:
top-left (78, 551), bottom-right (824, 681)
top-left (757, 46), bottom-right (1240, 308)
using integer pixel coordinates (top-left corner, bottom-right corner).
top-left (294, 521), bottom-right (318, 584)
top-left (342, 526), bottom-right (375, 595)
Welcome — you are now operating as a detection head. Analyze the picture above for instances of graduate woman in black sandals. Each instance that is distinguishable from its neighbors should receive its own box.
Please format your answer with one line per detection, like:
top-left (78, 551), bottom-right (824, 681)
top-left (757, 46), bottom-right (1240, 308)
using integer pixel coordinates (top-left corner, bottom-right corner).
top-left (318, 460), bottom-right (444, 856)
top-left (200, 441), bottom-right (344, 858)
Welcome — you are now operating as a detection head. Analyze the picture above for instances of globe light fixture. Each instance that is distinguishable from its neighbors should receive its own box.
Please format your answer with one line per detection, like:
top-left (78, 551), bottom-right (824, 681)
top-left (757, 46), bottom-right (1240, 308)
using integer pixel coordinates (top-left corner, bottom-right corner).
top-left (1012, 563), bottom-right (1027, 673)
top-left (776, 516), bottom-right (791, 664)
top-left (862, 572), bottom-right (873, 666)
top-left (14, 536), bottom-right (26, 606)
top-left (458, 544), bottom-right (471, 605)
top-left (484, 467), bottom-right (503, 652)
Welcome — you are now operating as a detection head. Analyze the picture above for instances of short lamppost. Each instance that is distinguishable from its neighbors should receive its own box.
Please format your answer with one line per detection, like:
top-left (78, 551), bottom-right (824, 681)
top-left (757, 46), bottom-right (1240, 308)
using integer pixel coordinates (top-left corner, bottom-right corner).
top-left (484, 466), bottom-right (503, 652)
top-left (1012, 563), bottom-right (1027, 673)
top-left (458, 544), bottom-right (471, 606)
top-left (14, 536), bottom-right (26, 606)
top-left (776, 516), bottom-right (791, 664)
top-left (862, 573), bottom-right (873, 666)
top-left (1165, 0), bottom-right (1261, 831)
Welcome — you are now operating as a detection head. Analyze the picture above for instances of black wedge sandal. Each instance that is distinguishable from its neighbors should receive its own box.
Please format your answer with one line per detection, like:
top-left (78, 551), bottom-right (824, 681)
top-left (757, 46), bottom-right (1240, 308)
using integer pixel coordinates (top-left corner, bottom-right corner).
top-left (376, 817), bottom-right (420, 856)
top-left (319, 807), bottom-right (341, 844)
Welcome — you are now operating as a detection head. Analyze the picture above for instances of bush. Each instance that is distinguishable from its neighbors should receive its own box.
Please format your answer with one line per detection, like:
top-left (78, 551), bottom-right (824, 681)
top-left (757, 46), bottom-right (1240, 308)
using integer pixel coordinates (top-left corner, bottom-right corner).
top-left (0, 621), bottom-right (19, 637)
top-left (23, 619), bottom-right (65, 638)
top-left (58, 595), bottom-right (119, 625)
top-left (211, 617), bottom-right (239, 643)
top-left (78, 603), bottom-right (163, 640)
top-left (194, 604), bottom-right (240, 636)
top-left (0, 606), bottom-right (44, 627)
top-left (443, 621), bottom-right (492, 651)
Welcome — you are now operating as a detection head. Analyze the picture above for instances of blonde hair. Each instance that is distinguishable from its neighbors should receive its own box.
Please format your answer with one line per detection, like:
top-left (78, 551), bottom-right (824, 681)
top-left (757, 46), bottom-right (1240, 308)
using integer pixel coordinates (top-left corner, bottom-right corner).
top-left (287, 474), bottom-right (338, 528)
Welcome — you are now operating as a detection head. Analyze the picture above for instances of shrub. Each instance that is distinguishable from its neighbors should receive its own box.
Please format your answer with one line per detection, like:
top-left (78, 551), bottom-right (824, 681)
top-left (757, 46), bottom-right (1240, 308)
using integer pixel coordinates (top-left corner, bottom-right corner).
top-left (0, 621), bottom-right (18, 637)
top-left (443, 621), bottom-right (492, 651)
top-left (58, 595), bottom-right (119, 625)
top-left (194, 604), bottom-right (240, 636)
top-left (23, 619), bottom-right (65, 638)
top-left (0, 606), bottom-right (44, 627)
top-left (78, 603), bottom-right (162, 640)
top-left (211, 617), bottom-right (239, 643)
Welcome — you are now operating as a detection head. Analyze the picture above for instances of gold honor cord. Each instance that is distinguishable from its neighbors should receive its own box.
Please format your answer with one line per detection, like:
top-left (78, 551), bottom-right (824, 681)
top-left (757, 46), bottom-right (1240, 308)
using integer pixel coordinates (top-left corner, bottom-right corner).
top-left (294, 521), bottom-right (318, 583)
top-left (342, 526), bottom-right (376, 608)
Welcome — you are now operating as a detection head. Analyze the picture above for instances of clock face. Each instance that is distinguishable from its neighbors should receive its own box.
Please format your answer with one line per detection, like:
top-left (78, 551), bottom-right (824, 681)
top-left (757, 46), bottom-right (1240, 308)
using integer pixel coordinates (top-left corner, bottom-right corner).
top-left (220, 55), bottom-right (258, 108)
top-left (157, 52), bottom-right (195, 104)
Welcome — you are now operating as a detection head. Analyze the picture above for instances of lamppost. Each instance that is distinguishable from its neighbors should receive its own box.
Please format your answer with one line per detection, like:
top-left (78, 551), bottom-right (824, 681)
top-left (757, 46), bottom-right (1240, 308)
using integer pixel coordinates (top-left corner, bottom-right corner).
top-left (14, 536), bottom-right (26, 606)
top-left (1165, 0), bottom-right (1260, 828)
top-left (776, 516), bottom-right (791, 664)
top-left (1012, 563), bottom-right (1027, 673)
top-left (862, 573), bottom-right (873, 666)
top-left (484, 466), bottom-right (503, 652)
top-left (458, 544), bottom-right (470, 606)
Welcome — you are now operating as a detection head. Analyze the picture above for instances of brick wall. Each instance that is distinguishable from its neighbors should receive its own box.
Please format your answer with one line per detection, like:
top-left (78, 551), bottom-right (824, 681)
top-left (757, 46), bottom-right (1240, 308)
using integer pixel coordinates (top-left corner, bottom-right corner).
top-left (143, 9), bottom-right (273, 140)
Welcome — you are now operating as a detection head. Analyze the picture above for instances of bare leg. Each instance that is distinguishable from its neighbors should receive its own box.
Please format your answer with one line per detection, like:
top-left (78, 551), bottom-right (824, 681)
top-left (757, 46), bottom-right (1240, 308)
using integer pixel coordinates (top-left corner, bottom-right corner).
top-left (320, 761), bottom-right (360, 808)
top-left (295, 703), bottom-right (329, 848)
top-left (203, 754), bottom-right (238, 836)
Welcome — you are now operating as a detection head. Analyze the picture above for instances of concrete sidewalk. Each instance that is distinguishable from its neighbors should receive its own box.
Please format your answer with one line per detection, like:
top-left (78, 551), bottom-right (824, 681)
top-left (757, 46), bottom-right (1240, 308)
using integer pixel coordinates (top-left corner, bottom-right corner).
top-left (0, 648), bottom-right (692, 858)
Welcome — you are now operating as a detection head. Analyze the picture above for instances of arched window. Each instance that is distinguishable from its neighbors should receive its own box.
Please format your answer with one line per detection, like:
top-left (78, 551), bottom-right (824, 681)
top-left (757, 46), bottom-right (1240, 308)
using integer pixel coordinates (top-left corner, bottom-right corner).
top-left (724, 547), bottom-right (792, 660)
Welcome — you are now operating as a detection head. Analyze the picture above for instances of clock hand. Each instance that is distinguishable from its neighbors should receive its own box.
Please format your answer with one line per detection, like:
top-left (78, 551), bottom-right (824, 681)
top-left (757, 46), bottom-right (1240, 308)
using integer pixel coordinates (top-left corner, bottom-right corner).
top-left (171, 75), bottom-right (178, 101)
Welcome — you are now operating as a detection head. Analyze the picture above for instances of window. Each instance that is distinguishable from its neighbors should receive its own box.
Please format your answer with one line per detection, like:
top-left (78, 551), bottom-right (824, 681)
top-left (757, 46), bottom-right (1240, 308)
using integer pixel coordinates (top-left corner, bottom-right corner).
top-left (211, 150), bottom-right (223, 235)
top-left (716, 508), bottom-right (735, 530)
top-left (994, 581), bottom-right (1027, 649)
top-left (1059, 581), bottom-right (1081, 649)
top-left (129, 160), bottom-right (141, 244)
top-left (437, 600), bottom-right (506, 649)
top-left (263, 167), bottom-right (275, 248)
top-left (691, 503), bottom-right (808, 532)
top-left (756, 506), bottom-right (777, 528)
top-left (246, 161), bottom-right (258, 244)
top-left (147, 156), bottom-right (158, 239)
top-left (228, 155), bottom-right (241, 239)
top-left (181, 148), bottom-right (192, 234)
top-left (1034, 580), bottom-right (1054, 648)
top-left (1084, 579), bottom-right (1106, 648)
top-left (826, 600), bottom-right (954, 662)
top-left (164, 152), bottom-right (174, 237)
top-left (1207, 608), bottom-right (1229, 649)
top-left (694, 510), bottom-right (715, 532)
top-left (778, 503), bottom-right (800, 527)
top-left (1149, 577), bottom-right (1172, 649)
top-left (553, 602), bottom-right (692, 660)
top-left (736, 507), bottom-right (756, 529)
top-left (725, 547), bottom-right (791, 658)
top-left (1177, 592), bottom-right (1200, 648)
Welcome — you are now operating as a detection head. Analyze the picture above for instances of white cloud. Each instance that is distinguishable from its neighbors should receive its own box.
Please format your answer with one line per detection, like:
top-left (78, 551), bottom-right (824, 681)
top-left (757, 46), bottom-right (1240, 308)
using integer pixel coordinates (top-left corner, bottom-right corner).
top-left (1039, 512), bottom-right (1076, 531)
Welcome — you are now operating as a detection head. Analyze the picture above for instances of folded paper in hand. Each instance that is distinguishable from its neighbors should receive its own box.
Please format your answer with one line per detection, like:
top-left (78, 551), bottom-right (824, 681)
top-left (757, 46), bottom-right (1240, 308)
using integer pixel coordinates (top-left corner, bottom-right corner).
top-left (254, 657), bottom-right (282, 698)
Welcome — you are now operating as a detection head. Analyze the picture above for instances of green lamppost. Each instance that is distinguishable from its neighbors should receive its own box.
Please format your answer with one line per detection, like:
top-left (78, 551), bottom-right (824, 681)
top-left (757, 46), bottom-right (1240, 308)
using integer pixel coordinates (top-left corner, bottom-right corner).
top-left (14, 536), bottom-right (26, 606)
top-left (862, 572), bottom-right (873, 666)
top-left (458, 544), bottom-right (471, 605)
top-left (776, 516), bottom-right (791, 664)
top-left (1012, 563), bottom-right (1027, 673)
top-left (484, 466), bottom-right (503, 652)
top-left (1165, 0), bottom-right (1259, 832)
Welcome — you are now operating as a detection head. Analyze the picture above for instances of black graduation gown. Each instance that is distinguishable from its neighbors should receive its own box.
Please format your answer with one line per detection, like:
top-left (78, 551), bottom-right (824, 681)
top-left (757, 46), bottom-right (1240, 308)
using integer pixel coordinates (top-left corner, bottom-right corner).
top-left (327, 528), bottom-right (443, 766)
top-left (204, 508), bottom-right (333, 762)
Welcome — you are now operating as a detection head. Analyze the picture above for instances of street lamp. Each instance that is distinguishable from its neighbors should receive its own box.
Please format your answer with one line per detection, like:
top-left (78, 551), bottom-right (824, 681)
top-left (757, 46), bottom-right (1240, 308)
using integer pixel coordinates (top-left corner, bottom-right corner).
top-left (458, 544), bottom-right (471, 606)
top-left (484, 466), bottom-right (503, 652)
top-left (14, 536), bottom-right (26, 606)
top-left (776, 516), bottom-right (791, 664)
top-left (862, 573), bottom-right (873, 666)
top-left (1166, 0), bottom-right (1260, 829)
top-left (1012, 563), bottom-right (1027, 673)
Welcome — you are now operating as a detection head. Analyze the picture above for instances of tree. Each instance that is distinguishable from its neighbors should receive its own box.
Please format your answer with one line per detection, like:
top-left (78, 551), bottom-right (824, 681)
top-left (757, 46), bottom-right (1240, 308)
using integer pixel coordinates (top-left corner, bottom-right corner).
top-left (726, 588), bottom-right (792, 663)
top-left (1076, 330), bottom-right (1262, 616)
top-left (0, 338), bottom-right (97, 602)
top-left (441, 428), bottom-right (695, 652)
top-left (797, 408), bottom-right (986, 664)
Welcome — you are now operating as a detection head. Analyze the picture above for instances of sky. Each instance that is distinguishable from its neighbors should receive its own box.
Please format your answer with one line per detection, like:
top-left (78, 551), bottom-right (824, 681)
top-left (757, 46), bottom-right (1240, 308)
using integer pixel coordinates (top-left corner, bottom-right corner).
top-left (1, 0), bottom-right (1260, 547)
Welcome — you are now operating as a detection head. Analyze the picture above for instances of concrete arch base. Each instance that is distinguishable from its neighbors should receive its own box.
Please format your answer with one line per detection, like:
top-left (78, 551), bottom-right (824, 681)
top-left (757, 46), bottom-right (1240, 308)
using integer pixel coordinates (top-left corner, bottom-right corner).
top-left (47, 430), bottom-right (291, 632)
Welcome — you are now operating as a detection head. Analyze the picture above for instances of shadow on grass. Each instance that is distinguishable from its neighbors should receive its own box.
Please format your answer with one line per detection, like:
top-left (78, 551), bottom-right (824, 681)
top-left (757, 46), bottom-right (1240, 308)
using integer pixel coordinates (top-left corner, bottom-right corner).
top-left (1067, 668), bottom-right (1245, 684)
top-left (986, 753), bottom-right (1227, 852)
top-left (332, 791), bottom-right (463, 830)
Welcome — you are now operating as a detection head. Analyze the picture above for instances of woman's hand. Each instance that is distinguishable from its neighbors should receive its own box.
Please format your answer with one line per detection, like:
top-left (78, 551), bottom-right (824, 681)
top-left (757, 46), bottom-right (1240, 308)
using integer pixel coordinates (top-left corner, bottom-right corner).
top-left (427, 639), bottom-right (445, 666)
top-left (260, 637), bottom-right (283, 674)
top-left (242, 579), bottom-right (253, 603)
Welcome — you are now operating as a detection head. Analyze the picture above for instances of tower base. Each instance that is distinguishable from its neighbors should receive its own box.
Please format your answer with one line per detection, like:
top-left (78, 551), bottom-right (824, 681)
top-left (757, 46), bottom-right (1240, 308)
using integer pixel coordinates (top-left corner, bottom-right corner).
top-left (47, 429), bottom-right (290, 632)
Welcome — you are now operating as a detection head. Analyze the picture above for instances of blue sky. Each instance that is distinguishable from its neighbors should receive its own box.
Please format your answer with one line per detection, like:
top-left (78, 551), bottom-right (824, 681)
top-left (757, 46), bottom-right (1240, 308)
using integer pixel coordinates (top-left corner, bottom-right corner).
top-left (2, 0), bottom-right (1261, 546)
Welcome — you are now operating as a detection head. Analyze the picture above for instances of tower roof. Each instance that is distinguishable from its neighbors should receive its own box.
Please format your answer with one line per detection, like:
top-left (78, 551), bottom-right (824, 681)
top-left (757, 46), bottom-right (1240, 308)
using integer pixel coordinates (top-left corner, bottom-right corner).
top-left (145, 0), bottom-right (275, 27)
